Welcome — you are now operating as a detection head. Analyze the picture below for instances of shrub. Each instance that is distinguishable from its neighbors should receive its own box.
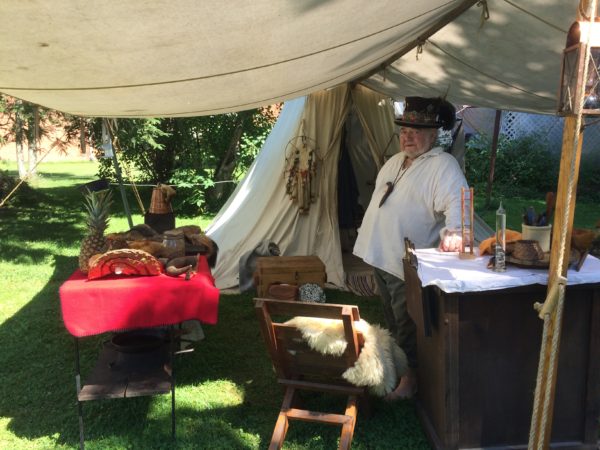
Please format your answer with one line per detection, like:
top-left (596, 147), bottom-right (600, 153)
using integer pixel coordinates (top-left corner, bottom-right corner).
top-left (577, 161), bottom-right (600, 202)
top-left (465, 133), bottom-right (560, 199)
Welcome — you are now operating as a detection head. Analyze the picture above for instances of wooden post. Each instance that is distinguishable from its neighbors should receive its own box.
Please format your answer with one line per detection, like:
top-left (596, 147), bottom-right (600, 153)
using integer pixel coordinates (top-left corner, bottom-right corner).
top-left (528, 2), bottom-right (593, 447)
top-left (528, 116), bottom-right (583, 450)
top-left (486, 110), bottom-right (502, 206)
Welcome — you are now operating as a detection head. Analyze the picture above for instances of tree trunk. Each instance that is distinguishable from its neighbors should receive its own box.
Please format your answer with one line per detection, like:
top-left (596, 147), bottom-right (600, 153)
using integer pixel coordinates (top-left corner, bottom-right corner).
top-left (27, 139), bottom-right (37, 176)
top-left (80, 118), bottom-right (87, 156)
top-left (209, 113), bottom-right (249, 204)
top-left (26, 105), bottom-right (39, 176)
top-left (14, 107), bottom-right (26, 179)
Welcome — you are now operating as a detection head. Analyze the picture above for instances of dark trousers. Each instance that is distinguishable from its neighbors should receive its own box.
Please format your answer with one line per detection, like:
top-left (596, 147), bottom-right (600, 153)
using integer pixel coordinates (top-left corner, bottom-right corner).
top-left (373, 267), bottom-right (417, 368)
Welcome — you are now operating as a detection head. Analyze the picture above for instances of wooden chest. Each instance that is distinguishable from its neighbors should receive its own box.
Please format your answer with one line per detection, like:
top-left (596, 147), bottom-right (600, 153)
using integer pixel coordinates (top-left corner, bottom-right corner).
top-left (254, 256), bottom-right (326, 297)
top-left (403, 257), bottom-right (600, 450)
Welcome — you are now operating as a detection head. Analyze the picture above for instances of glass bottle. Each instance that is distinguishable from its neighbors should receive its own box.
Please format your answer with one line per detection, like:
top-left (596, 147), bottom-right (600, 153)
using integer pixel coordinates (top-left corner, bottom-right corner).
top-left (494, 201), bottom-right (506, 272)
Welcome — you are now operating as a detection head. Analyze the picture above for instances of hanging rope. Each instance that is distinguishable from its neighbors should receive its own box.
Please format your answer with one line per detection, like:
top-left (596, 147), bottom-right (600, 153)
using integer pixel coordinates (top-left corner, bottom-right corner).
top-left (105, 119), bottom-right (146, 215)
top-left (415, 39), bottom-right (426, 60)
top-left (503, 0), bottom-right (566, 33)
top-left (528, 1), bottom-right (597, 448)
top-left (477, 0), bottom-right (490, 28)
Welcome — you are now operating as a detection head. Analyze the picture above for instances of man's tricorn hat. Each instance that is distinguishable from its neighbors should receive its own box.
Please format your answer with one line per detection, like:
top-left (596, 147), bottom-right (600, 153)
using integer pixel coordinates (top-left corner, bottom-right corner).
top-left (395, 96), bottom-right (456, 131)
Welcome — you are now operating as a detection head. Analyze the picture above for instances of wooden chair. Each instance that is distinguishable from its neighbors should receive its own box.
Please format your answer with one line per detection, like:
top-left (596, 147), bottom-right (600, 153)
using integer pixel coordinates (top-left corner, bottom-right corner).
top-left (254, 298), bottom-right (368, 450)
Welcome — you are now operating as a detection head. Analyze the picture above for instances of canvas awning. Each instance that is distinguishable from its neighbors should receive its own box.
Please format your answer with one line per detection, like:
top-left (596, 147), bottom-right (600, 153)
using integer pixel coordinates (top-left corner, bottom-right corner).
top-left (0, 0), bottom-right (577, 117)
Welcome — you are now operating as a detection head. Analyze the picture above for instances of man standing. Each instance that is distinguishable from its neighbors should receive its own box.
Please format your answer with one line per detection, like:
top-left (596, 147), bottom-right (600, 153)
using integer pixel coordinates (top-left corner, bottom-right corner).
top-left (353, 97), bottom-right (468, 400)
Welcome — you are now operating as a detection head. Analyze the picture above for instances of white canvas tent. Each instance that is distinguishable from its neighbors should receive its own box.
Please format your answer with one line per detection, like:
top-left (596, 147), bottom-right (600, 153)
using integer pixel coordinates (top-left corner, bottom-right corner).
top-left (207, 84), bottom-right (492, 290)
top-left (207, 84), bottom-right (396, 289)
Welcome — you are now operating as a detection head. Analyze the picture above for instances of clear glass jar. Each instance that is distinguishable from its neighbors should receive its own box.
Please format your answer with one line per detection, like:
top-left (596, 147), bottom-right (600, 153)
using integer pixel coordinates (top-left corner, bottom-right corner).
top-left (163, 230), bottom-right (185, 258)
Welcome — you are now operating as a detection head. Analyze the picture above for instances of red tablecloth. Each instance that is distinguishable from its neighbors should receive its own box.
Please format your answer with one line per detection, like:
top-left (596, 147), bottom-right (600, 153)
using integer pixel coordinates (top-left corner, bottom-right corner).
top-left (59, 256), bottom-right (219, 337)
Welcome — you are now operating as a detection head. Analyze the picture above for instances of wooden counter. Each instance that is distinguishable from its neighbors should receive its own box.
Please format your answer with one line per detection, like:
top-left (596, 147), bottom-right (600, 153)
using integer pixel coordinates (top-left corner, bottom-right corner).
top-left (403, 257), bottom-right (600, 450)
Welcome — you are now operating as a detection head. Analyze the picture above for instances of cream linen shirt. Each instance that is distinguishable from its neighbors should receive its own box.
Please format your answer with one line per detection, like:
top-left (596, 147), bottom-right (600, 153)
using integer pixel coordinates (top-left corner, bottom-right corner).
top-left (353, 147), bottom-right (468, 280)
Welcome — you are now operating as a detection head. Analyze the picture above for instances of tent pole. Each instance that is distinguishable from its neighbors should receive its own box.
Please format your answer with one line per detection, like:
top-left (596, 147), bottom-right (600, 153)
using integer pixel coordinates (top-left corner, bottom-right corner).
top-left (528, 116), bottom-right (583, 450)
top-left (486, 110), bottom-right (502, 206)
top-left (112, 150), bottom-right (134, 229)
top-left (104, 118), bottom-right (134, 229)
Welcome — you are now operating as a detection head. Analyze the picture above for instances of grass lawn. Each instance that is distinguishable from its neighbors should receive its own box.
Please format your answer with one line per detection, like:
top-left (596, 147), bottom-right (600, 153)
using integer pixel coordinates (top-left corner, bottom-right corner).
top-left (0, 160), bottom-right (597, 449)
top-left (0, 161), bottom-right (429, 449)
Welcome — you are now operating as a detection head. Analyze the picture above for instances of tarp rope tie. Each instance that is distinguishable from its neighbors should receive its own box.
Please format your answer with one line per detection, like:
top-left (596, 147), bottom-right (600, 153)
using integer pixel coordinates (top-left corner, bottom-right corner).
top-left (477, 0), bottom-right (490, 28)
top-left (415, 39), bottom-right (426, 60)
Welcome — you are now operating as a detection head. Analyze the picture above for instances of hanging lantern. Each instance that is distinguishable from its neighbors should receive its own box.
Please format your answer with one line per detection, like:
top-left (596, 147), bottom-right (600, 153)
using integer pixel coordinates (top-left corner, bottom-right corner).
top-left (558, 20), bottom-right (600, 115)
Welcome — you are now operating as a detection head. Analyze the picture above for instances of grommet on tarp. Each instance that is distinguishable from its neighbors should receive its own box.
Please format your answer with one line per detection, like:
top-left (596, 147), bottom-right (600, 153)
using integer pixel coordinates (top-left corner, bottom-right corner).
top-left (477, 0), bottom-right (490, 29)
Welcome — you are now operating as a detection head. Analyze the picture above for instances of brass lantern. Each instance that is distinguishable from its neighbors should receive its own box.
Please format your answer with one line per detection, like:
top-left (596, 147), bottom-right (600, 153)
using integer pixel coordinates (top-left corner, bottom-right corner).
top-left (558, 20), bottom-right (600, 115)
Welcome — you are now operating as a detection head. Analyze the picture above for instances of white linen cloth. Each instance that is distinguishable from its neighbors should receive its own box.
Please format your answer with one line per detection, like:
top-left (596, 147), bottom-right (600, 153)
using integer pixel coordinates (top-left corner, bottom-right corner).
top-left (353, 147), bottom-right (468, 279)
top-left (415, 248), bottom-right (600, 293)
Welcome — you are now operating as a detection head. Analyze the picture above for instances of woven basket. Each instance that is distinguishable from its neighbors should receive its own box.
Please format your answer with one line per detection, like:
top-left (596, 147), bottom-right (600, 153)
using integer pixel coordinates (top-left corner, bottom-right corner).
top-left (512, 240), bottom-right (545, 261)
top-left (148, 187), bottom-right (172, 214)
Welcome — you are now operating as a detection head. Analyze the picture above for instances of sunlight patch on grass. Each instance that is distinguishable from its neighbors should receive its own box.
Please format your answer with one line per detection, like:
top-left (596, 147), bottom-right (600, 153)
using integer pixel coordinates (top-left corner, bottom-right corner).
top-left (175, 380), bottom-right (245, 410)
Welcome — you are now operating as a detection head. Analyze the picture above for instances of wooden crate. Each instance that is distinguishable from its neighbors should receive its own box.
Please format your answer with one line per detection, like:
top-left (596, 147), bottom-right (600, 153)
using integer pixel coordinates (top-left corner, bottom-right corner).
top-left (254, 256), bottom-right (326, 298)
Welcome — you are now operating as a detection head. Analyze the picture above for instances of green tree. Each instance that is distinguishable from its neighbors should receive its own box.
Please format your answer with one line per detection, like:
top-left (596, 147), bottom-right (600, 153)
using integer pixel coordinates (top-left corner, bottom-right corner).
top-left (0, 94), bottom-right (82, 178)
top-left (96, 107), bottom-right (277, 214)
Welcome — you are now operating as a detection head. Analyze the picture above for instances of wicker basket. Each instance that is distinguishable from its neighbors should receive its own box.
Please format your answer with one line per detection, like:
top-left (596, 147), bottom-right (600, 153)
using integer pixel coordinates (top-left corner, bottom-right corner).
top-left (512, 240), bottom-right (545, 261)
top-left (148, 187), bottom-right (172, 214)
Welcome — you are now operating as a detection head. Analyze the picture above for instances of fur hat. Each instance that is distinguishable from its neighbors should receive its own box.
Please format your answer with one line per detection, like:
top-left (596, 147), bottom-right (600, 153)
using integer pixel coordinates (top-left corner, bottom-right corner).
top-left (395, 96), bottom-right (456, 131)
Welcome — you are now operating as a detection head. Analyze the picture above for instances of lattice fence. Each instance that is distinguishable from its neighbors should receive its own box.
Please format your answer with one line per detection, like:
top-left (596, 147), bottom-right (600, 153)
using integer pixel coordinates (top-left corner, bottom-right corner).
top-left (460, 107), bottom-right (600, 156)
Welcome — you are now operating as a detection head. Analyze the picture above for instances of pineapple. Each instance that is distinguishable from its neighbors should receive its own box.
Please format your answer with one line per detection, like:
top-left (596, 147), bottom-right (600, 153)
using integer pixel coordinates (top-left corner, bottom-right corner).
top-left (78, 188), bottom-right (113, 273)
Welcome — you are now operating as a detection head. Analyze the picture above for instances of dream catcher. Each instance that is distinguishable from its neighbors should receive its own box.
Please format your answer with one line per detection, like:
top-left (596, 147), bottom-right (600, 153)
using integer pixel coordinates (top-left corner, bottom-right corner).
top-left (284, 134), bottom-right (319, 214)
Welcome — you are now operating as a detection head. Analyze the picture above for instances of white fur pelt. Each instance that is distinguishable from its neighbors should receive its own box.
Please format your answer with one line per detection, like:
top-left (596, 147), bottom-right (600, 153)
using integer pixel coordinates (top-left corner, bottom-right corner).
top-left (284, 316), bottom-right (408, 396)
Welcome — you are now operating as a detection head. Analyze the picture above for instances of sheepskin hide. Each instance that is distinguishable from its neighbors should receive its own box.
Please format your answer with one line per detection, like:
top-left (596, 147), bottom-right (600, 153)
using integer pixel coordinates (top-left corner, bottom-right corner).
top-left (284, 316), bottom-right (408, 397)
